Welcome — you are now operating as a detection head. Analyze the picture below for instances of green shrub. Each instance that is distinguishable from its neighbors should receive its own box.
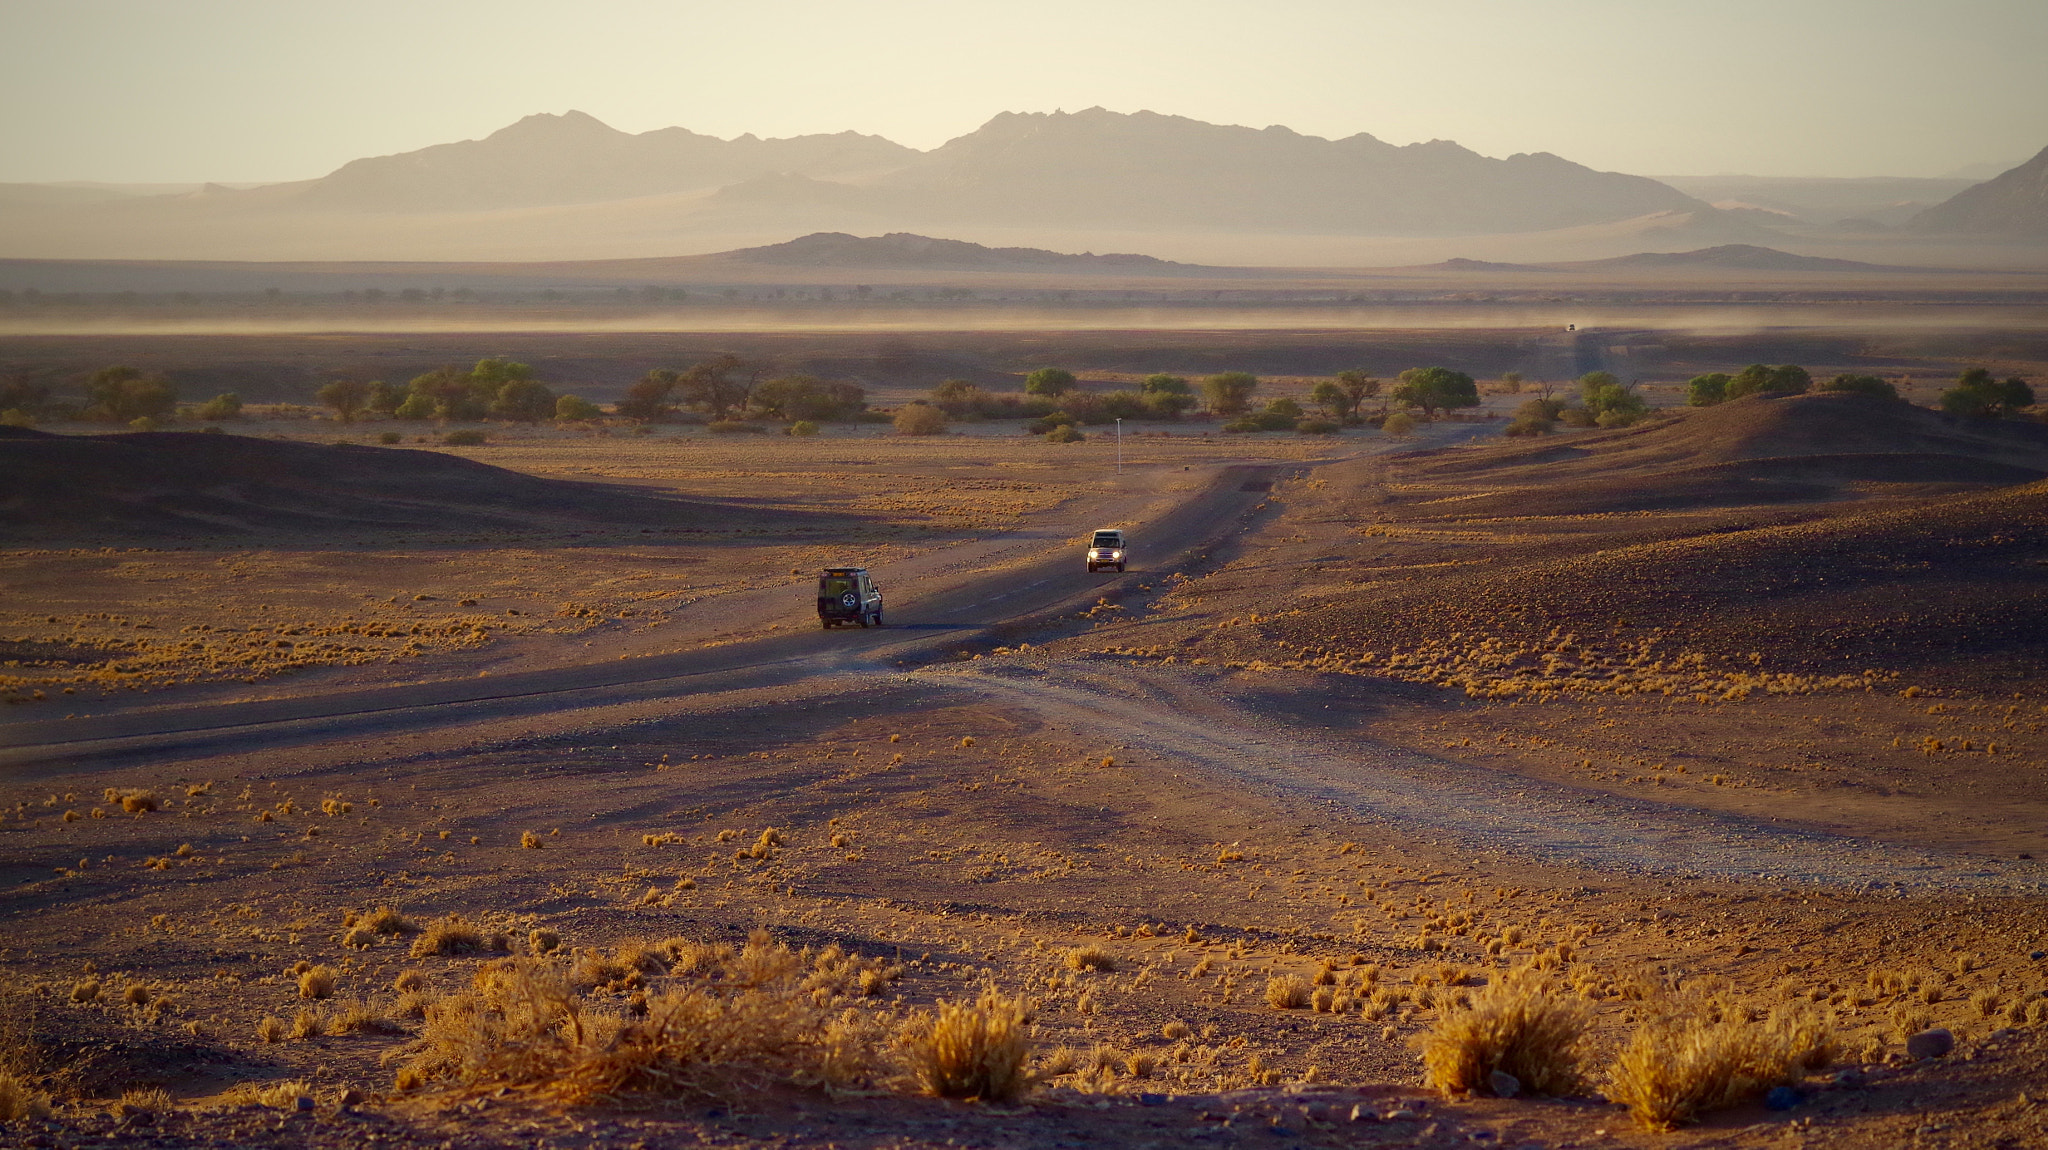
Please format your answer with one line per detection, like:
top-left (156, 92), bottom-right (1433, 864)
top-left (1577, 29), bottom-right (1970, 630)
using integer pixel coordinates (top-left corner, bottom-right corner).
top-left (1503, 416), bottom-right (1554, 437)
top-left (394, 394), bottom-right (436, 420)
top-left (1580, 373), bottom-right (1648, 426)
top-left (443, 429), bottom-right (487, 446)
top-left (788, 420), bottom-right (820, 436)
top-left (1382, 412), bottom-right (1417, 436)
top-left (1558, 407), bottom-right (1597, 428)
top-left (128, 416), bottom-right (160, 432)
top-left (1099, 391), bottom-right (1150, 420)
top-left (378, 431), bottom-right (402, 445)
top-left (1223, 411), bottom-right (1296, 433)
top-left (1265, 397), bottom-right (1304, 419)
top-left (1044, 423), bottom-right (1085, 443)
top-left (197, 392), bottom-right (243, 421)
top-left (0, 408), bottom-right (34, 428)
top-left (1939, 368), bottom-right (2032, 418)
top-left (1024, 367), bottom-right (1076, 396)
top-left (1027, 411), bottom-right (1074, 435)
top-left (893, 404), bottom-right (947, 436)
top-left (1295, 417), bottom-right (1339, 435)
top-left (1813, 374), bottom-right (1898, 401)
top-left (555, 395), bottom-right (604, 421)
top-left (1687, 373), bottom-right (1731, 406)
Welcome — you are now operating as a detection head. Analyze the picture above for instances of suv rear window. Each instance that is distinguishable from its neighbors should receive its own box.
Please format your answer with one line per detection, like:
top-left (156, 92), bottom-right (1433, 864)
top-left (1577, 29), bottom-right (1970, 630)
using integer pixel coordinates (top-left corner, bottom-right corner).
top-left (819, 577), bottom-right (856, 596)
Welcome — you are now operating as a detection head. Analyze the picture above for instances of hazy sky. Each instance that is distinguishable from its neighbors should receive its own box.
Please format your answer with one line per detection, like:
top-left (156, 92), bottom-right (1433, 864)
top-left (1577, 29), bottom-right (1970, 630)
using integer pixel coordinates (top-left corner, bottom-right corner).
top-left (2, 0), bottom-right (2043, 184)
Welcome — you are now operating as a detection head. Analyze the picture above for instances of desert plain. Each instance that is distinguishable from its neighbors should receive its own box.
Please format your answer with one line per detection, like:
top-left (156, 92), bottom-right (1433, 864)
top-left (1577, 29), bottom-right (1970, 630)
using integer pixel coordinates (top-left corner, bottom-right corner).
top-left (2, 308), bottom-right (2048, 1150)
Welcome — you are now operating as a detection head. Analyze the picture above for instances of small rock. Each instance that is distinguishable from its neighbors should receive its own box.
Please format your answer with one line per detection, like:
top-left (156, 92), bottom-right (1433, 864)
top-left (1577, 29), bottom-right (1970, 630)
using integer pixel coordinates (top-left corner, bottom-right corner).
top-left (1830, 1069), bottom-right (1864, 1088)
top-left (294, 1095), bottom-right (316, 1112)
top-left (1349, 1104), bottom-right (1376, 1122)
top-left (1907, 1028), bottom-right (1955, 1060)
top-left (1387, 1108), bottom-right (1418, 1121)
top-left (1488, 1070), bottom-right (1521, 1099)
top-left (337, 1087), bottom-right (363, 1107)
top-left (1136, 1093), bottom-right (1168, 1107)
top-left (1765, 1086), bottom-right (1801, 1111)
top-left (2030, 950), bottom-right (2045, 961)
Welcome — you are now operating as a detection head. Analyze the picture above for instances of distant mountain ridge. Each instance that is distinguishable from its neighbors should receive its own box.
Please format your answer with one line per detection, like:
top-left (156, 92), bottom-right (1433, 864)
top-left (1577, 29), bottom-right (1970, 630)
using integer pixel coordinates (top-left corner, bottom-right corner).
top-left (296, 110), bottom-right (919, 211)
top-left (208, 108), bottom-right (1711, 234)
top-left (1910, 146), bottom-right (2048, 236)
top-left (717, 231), bottom-right (1191, 270)
top-left (0, 108), bottom-right (1860, 262)
top-left (1423, 244), bottom-right (1935, 273)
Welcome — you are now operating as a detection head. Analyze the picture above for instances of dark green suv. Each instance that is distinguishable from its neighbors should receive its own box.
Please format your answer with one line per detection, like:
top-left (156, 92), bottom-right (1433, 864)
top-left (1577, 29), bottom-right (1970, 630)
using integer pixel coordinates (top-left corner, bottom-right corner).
top-left (817, 567), bottom-right (884, 628)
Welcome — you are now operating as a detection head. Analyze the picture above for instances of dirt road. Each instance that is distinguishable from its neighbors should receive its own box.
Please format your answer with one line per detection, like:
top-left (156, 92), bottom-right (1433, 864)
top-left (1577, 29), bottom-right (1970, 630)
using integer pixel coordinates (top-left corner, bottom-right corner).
top-left (0, 457), bottom-right (1291, 766)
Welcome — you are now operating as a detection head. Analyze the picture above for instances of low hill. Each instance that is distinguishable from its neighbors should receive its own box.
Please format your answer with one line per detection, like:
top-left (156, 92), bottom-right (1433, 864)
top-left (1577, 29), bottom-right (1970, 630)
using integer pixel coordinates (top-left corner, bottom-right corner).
top-left (713, 232), bottom-right (1194, 272)
top-left (1393, 391), bottom-right (2048, 518)
top-left (1262, 395), bottom-right (2048, 691)
top-left (1583, 244), bottom-right (1899, 272)
top-left (0, 428), bottom-right (818, 542)
top-left (1909, 146), bottom-right (2048, 236)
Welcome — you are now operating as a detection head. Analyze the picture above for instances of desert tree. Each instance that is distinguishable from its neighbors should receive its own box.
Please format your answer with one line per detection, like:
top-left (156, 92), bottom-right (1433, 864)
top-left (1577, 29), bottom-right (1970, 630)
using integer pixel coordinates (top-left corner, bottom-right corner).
top-left (616, 369), bottom-right (679, 421)
top-left (318, 379), bottom-right (370, 422)
top-left (83, 365), bottom-right (178, 423)
top-left (1941, 368), bottom-right (2034, 418)
top-left (1202, 371), bottom-right (1259, 415)
top-left (1814, 374), bottom-right (1901, 401)
top-left (1686, 373), bottom-right (1731, 406)
top-left (366, 380), bottom-right (405, 415)
top-left (0, 375), bottom-right (53, 420)
top-left (554, 395), bottom-right (603, 421)
top-left (1025, 367), bottom-right (1077, 397)
top-left (677, 354), bottom-right (757, 420)
top-left (894, 402), bottom-right (948, 435)
top-left (405, 366), bottom-right (484, 421)
top-left (1578, 372), bottom-right (1648, 427)
top-left (1391, 367), bottom-right (1479, 417)
top-left (755, 374), bottom-right (866, 422)
top-left (489, 378), bottom-right (557, 422)
top-left (1724, 363), bottom-right (1808, 400)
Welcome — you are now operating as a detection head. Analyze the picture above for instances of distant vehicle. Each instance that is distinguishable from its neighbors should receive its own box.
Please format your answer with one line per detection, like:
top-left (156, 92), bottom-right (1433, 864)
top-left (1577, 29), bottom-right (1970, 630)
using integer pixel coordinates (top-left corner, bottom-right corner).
top-left (817, 567), bottom-right (884, 628)
top-left (1085, 528), bottom-right (1127, 573)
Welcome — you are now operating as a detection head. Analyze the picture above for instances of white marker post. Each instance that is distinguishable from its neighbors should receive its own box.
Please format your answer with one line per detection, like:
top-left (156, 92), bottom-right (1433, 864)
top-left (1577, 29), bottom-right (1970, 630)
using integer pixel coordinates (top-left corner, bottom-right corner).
top-left (1115, 417), bottom-right (1123, 473)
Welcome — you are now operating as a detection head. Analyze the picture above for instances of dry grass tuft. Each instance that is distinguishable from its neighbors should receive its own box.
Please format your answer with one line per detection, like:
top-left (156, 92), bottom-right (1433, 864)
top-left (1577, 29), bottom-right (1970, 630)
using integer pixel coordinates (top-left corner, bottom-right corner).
top-left (1605, 1000), bottom-right (1836, 1130)
top-left (520, 831), bottom-right (544, 849)
top-left (221, 1079), bottom-right (311, 1109)
top-left (399, 930), bottom-right (894, 1103)
top-left (0, 1071), bottom-right (53, 1122)
top-left (354, 906), bottom-right (418, 936)
top-left (1420, 969), bottom-right (1593, 1096)
top-left (289, 1008), bottom-right (325, 1039)
top-left (69, 979), bottom-right (101, 1003)
top-left (330, 997), bottom-right (405, 1035)
top-left (529, 929), bottom-right (561, 954)
top-left (1064, 947), bottom-right (1118, 973)
top-left (410, 916), bottom-right (494, 958)
top-left (901, 992), bottom-right (1034, 1102)
top-left (298, 965), bottom-right (337, 1000)
top-left (393, 970), bottom-right (428, 993)
top-left (255, 1015), bottom-right (287, 1043)
top-left (118, 790), bottom-right (159, 813)
top-left (1265, 975), bottom-right (1313, 1010)
top-left (115, 1086), bottom-right (174, 1116)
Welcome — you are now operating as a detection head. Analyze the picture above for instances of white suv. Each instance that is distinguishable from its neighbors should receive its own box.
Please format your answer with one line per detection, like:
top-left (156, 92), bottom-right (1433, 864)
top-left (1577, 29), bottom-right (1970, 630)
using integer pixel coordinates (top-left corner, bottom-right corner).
top-left (1085, 529), bottom-right (1126, 573)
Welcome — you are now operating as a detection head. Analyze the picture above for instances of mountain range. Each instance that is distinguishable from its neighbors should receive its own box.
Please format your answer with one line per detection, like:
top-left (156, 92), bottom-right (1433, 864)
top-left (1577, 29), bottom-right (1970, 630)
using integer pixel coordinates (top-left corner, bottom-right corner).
top-left (0, 108), bottom-right (2037, 265)
top-left (1908, 145), bottom-right (2048, 236)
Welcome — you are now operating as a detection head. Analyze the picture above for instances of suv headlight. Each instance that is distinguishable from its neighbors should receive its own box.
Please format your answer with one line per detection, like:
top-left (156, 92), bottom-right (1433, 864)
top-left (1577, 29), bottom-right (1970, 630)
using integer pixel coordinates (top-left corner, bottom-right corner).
top-left (1111, 550), bottom-right (1122, 558)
